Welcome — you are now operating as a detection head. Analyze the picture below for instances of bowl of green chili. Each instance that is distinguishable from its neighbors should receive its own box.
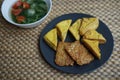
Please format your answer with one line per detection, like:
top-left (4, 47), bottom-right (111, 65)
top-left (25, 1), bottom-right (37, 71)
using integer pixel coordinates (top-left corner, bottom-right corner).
top-left (1, 0), bottom-right (52, 28)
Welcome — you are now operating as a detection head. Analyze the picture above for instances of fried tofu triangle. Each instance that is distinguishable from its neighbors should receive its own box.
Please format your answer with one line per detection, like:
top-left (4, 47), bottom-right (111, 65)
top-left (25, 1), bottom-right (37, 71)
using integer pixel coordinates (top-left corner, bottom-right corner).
top-left (56, 19), bottom-right (72, 42)
top-left (55, 42), bottom-right (74, 66)
top-left (69, 19), bottom-right (82, 40)
top-left (80, 18), bottom-right (99, 36)
top-left (82, 39), bottom-right (101, 59)
top-left (83, 30), bottom-right (106, 44)
top-left (44, 28), bottom-right (57, 51)
top-left (65, 41), bottom-right (94, 65)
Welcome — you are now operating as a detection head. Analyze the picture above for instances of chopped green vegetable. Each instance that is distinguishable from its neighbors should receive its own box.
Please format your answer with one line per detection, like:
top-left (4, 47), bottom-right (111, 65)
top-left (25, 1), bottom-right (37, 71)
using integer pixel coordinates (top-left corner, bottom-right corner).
top-left (26, 0), bottom-right (33, 4)
top-left (27, 9), bottom-right (35, 16)
top-left (31, 3), bottom-right (37, 9)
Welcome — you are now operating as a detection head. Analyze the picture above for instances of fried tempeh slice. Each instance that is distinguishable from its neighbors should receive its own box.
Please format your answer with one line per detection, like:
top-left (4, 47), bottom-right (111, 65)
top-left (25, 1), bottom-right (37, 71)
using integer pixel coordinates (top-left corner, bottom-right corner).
top-left (55, 42), bottom-right (74, 66)
top-left (65, 41), bottom-right (94, 65)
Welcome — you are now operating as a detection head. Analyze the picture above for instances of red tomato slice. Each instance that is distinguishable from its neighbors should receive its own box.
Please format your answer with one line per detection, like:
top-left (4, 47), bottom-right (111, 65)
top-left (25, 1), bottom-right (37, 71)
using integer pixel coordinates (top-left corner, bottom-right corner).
top-left (16, 16), bottom-right (25, 23)
top-left (23, 2), bottom-right (30, 9)
top-left (12, 9), bottom-right (22, 16)
top-left (12, 1), bottom-right (23, 9)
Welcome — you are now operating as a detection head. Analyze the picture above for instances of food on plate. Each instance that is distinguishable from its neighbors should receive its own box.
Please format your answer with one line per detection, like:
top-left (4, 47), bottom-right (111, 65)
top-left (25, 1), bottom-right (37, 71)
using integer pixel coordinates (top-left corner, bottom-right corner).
top-left (55, 42), bottom-right (74, 66)
top-left (65, 41), bottom-right (94, 65)
top-left (43, 17), bottom-right (107, 66)
top-left (83, 30), bottom-right (106, 44)
top-left (82, 39), bottom-right (101, 59)
top-left (44, 28), bottom-right (58, 50)
top-left (80, 18), bottom-right (99, 36)
top-left (11, 0), bottom-right (48, 24)
top-left (56, 19), bottom-right (72, 41)
top-left (69, 19), bottom-right (82, 40)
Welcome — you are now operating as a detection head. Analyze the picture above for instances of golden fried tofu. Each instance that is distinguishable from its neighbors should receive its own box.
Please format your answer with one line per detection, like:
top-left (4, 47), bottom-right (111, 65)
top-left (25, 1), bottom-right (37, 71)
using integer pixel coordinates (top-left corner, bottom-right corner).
top-left (82, 39), bottom-right (101, 59)
top-left (65, 41), bottom-right (94, 65)
top-left (83, 30), bottom-right (106, 44)
top-left (80, 18), bottom-right (99, 36)
top-left (69, 19), bottom-right (82, 40)
top-left (55, 42), bottom-right (74, 66)
top-left (44, 28), bottom-right (57, 50)
top-left (56, 19), bottom-right (72, 41)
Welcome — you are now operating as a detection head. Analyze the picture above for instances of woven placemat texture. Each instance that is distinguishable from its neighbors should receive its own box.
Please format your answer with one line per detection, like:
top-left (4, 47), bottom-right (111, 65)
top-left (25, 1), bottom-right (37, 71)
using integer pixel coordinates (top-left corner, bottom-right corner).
top-left (0, 0), bottom-right (120, 80)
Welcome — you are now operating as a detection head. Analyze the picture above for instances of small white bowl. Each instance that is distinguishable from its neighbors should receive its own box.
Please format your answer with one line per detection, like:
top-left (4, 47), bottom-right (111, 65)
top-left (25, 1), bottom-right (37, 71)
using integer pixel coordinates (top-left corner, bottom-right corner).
top-left (1, 0), bottom-right (52, 28)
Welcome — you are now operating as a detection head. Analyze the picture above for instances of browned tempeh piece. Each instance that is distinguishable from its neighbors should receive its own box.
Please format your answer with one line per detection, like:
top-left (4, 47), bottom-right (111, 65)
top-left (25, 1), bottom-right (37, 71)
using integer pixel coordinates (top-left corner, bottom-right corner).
top-left (65, 41), bottom-right (94, 65)
top-left (55, 42), bottom-right (74, 66)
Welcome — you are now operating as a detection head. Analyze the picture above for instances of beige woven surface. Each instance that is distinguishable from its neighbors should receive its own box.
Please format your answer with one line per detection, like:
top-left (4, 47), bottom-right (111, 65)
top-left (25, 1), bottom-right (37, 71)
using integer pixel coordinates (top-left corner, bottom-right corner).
top-left (0, 0), bottom-right (120, 80)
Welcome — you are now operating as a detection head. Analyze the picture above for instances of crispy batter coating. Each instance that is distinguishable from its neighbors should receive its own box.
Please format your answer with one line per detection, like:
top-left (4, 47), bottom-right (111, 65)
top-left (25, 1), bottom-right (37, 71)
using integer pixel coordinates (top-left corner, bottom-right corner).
top-left (65, 41), bottom-right (94, 65)
top-left (55, 42), bottom-right (74, 66)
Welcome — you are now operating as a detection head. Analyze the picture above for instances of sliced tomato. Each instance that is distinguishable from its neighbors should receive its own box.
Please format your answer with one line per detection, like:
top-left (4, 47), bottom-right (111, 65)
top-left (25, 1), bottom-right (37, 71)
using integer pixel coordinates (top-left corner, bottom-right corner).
top-left (16, 16), bottom-right (25, 23)
top-left (12, 1), bottom-right (23, 9)
top-left (23, 2), bottom-right (30, 9)
top-left (12, 9), bottom-right (22, 16)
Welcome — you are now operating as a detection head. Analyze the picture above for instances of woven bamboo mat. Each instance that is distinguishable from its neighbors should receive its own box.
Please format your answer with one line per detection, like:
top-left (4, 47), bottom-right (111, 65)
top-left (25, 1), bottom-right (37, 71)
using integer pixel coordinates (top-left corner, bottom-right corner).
top-left (0, 0), bottom-right (120, 80)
